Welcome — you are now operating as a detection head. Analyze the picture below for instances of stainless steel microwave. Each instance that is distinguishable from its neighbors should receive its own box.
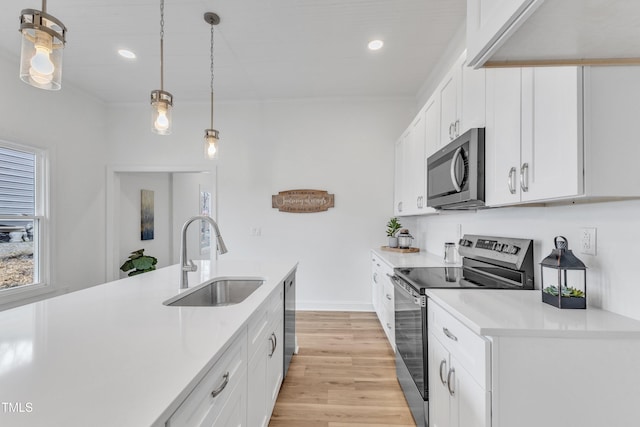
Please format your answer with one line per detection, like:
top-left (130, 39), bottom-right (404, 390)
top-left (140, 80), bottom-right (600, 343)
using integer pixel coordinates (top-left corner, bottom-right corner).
top-left (426, 128), bottom-right (485, 210)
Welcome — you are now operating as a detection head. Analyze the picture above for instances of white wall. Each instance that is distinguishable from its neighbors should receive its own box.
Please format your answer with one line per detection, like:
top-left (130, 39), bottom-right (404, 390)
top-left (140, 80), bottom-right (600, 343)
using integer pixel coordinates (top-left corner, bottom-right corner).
top-left (0, 51), bottom-right (108, 309)
top-left (413, 200), bottom-right (640, 321)
top-left (107, 97), bottom-right (414, 310)
top-left (171, 172), bottom-right (216, 264)
top-left (118, 173), bottom-right (171, 278)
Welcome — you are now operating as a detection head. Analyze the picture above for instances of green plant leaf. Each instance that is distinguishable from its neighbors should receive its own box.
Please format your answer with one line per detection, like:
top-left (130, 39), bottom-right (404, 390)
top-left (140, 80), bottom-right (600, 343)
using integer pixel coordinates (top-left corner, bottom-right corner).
top-left (132, 256), bottom-right (154, 270)
top-left (120, 260), bottom-right (134, 272)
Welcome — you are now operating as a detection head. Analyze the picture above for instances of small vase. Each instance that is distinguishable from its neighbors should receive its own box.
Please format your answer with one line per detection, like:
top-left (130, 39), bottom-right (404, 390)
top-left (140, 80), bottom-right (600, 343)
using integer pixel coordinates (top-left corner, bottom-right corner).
top-left (388, 237), bottom-right (399, 248)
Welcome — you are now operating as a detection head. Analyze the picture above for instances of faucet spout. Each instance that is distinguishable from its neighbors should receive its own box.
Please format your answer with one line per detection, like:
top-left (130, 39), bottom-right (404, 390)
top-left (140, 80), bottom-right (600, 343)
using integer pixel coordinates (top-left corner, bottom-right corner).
top-left (179, 215), bottom-right (228, 289)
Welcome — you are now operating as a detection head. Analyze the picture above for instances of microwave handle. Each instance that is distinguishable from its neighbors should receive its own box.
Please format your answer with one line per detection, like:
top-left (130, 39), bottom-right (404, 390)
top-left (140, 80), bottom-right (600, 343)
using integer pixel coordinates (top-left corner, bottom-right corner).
top-left (450, 146), bottom-right (463, 192)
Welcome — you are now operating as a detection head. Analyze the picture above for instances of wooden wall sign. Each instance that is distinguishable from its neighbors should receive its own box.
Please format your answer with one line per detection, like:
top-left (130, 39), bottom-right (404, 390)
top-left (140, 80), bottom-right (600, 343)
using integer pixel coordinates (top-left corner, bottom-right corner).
top-left (272, 189), bottom-right (335, 213)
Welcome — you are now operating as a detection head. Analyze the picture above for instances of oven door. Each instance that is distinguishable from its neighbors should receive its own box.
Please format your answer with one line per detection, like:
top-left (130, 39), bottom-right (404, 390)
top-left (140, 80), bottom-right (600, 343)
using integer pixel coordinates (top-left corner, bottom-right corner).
top-left (392, 275), bottom-right (427, 399)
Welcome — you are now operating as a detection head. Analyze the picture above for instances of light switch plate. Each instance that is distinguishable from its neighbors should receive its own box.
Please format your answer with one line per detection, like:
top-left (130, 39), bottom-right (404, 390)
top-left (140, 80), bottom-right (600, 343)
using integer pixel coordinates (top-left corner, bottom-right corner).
top-left (580, 227), bottom-right (597, 255)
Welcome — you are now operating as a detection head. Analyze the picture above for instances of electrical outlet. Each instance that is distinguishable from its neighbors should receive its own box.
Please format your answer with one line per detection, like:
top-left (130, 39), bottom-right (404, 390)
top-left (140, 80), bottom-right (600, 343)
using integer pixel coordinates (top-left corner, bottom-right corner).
top-left (580, 227), bottom-right (597, 255)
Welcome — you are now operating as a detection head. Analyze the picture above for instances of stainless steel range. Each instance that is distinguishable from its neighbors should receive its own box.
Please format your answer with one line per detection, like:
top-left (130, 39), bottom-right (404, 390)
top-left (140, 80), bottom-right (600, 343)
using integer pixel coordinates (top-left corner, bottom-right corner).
top-left (390, 234), bottom-right (534, 427)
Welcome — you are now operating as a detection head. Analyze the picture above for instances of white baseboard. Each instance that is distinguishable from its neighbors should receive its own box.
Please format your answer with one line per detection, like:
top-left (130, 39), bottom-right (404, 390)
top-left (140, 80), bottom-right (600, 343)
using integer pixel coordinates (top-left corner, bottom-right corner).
top-left (296, 301), bottom-right (375, 312)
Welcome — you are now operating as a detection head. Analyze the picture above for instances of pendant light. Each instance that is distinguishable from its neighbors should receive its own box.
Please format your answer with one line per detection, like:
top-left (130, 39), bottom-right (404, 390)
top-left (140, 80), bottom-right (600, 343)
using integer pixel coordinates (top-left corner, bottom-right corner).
top-left (150, 0), bottom-right (173, 135)
top-left (19, 0), bottom-right (67, 90)
top-left (204, 12), bottom-right (220, 159)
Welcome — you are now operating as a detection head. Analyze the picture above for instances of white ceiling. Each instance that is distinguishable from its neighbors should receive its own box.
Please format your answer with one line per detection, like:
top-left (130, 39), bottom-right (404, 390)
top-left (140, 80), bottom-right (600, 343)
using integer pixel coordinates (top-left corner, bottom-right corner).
top-left (0, 0), bottom-right (466, 103)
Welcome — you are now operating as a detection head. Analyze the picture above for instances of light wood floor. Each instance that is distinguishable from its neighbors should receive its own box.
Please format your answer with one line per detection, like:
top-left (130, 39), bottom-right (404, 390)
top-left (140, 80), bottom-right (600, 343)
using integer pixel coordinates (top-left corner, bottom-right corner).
top-left (269, 311), bottom-right (416, 427)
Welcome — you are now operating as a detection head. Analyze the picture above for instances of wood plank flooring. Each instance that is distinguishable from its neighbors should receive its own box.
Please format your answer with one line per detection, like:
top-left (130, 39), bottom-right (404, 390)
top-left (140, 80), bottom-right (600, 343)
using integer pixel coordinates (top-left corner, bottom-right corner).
top-left (269, 311), bottom-right (416, 427)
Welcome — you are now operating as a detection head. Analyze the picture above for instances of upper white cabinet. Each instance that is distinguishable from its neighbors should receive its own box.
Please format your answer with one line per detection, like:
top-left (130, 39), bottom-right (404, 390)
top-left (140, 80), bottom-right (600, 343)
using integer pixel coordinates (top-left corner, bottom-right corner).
top-left (439, 53), bottom-right (486, 148)
top-left (485, 66), bottom-right (583, 206)
top-left (394, 51), bottom-right (483, 216)
top-left (486, 65), bottom-right (640, 207)
top-left (467, 0), bottom-right (640, 68)
top-left (394, 105), bottom-right (437, 217)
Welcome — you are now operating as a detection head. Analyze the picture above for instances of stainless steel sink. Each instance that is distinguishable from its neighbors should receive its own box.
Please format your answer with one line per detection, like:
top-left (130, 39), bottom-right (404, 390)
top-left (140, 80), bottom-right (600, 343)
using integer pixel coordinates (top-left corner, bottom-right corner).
top-left (163, 278), bottom-right (265, 307)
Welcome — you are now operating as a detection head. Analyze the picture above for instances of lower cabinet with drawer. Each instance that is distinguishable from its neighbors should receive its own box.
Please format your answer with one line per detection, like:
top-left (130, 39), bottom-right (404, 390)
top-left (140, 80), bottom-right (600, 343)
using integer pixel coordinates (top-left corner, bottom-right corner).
top-left (166, 331), bottom-right (248, 427)
top-left (428, 300), bottom-right (490, 427)
top-left (371, 252), bottom-right (395, 351)
top-left (247, 284), bottom-right (284, 427)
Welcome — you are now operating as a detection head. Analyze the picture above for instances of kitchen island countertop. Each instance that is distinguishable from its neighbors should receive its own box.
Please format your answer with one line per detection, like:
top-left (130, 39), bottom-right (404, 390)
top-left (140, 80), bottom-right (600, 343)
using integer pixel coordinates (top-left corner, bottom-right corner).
top-left (0, 259), bottom-right (297, 427)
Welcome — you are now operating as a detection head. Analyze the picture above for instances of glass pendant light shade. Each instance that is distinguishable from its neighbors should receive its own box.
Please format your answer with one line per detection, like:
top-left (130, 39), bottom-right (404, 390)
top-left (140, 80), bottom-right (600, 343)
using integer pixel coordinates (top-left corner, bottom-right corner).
top-left (151, 90), bottom-right (173, 135)
top-left (19, 6), bottom-right (67, 90)
top-left (204, 129), bottom-right (219, 159)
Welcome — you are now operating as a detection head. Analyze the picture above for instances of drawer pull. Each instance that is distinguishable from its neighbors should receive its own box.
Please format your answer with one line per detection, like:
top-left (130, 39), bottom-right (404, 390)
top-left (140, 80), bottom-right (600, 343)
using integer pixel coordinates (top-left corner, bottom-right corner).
top-left (439, 359), bottom-right (447, 385)
top-left (386, 294), bottom-right (392, 301)
top-left (210, 372), bottom-right (229, 398)
top-left (447, 368), bottom-right (456, 396)
top-left (443, 327), bottom-right (458, 342)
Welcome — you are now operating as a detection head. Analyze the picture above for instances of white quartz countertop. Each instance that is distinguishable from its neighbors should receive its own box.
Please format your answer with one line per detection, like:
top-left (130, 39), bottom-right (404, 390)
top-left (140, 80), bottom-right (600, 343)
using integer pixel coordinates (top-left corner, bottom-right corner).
top-left (371, 248), bottom-right (459, 268)
top-left (0, 259), bottom-right (297, 427)
top-left (426, 289), bottom-right (640, 339)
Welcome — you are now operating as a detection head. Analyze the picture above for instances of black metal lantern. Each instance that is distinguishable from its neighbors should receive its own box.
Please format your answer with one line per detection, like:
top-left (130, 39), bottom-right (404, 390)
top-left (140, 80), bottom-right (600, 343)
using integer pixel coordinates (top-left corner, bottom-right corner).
top-left (540, 236), bottom-right (587, 309)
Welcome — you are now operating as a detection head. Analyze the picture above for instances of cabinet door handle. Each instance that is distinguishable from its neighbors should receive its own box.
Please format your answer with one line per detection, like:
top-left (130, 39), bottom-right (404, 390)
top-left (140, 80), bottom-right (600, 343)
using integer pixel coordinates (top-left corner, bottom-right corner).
top-left (386, 294), bottom-right (392, 301)
top-left (443, 327), bottom-right (458, 341)
top-left (268, 332), bottom-right (277, 358)
top-left (447, 368), bottom-right (456, 396)
top-left (373, 272), bottom-right (378, 284)
top-left (386, 322), bottom-right (392, 330)
top-left (508, 167), bottom-right (517, 194)
top-left (398, 202), bottom-right (403, 212)
top-left (454, 119), bottom-right (460, 137)
top-left (210, 372), bottom-right (230, 398)
top-left (520, 163), bottom-right (529, 192)
top-left (439, 359), bottom-right (448, 385)
top-left (449, 123), bottom-right (455, 141)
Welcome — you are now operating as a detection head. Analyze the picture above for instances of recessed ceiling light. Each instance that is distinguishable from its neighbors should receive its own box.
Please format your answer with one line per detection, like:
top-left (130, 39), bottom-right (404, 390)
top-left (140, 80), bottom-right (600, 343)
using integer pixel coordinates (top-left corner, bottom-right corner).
top-left (118, 49), bottom-right (136, 59)
top-left (368, 40), bottom-right (384, 51)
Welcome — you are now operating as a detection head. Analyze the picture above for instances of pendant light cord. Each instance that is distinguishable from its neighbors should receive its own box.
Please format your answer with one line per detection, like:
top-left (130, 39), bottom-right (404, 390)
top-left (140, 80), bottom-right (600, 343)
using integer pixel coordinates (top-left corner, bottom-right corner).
top-left (160, 0), bottom-right (165, 91)
top-left (210, 21), bottom-right (215, 129)
top-left (42, 0), bottom-right (47, 13)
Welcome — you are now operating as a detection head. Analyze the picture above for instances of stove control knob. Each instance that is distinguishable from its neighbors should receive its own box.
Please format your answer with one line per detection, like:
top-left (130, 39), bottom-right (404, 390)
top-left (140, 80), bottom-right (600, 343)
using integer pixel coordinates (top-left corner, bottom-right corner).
top-left (458, 239), bottom-right (472, 247)
top-left (510, 246), bottom-right (520, 255)
top-left (502, 244), bottom-right (511, 253)
top-left (494, 243), bottom-right (503, 252)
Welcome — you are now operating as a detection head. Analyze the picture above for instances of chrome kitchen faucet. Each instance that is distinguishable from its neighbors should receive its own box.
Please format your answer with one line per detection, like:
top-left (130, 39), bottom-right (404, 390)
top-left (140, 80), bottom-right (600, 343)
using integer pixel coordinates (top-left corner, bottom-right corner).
top-left (179, 215), bottom-right (228, 289)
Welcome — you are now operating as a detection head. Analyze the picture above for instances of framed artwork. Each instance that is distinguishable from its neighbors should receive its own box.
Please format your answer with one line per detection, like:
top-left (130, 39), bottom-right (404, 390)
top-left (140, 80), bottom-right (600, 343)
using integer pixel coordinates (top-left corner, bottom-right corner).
top-left (141, 189), bottom-right (154, 241)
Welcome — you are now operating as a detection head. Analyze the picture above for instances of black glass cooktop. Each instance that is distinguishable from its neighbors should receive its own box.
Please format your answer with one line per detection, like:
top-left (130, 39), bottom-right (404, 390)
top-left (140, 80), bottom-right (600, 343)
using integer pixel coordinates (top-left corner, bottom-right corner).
top-left (394, 264), bottom-right (525, 293)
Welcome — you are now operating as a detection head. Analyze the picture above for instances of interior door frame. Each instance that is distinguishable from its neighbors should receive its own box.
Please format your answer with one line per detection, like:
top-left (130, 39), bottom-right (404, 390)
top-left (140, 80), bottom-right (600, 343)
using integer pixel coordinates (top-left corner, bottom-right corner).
top-left (105, 164), bottom-right (217, 282)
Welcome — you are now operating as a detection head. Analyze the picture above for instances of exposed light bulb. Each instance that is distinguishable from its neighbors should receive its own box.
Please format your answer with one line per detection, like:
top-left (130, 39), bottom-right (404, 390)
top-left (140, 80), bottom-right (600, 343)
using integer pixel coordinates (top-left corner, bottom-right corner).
top-left (155, 110), bottom-right (170, 131)
top-left (29, 40), bottom-right (55, 85)
top-left (207, 141), bottom-right (217, 158)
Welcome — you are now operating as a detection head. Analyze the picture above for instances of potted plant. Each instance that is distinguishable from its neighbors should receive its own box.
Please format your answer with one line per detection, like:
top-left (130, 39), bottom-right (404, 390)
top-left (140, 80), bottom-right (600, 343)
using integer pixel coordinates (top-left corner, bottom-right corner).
top-left (386, 217), bottom-right (402, 248)
top-left (120, 249), bottom-right (158, 277)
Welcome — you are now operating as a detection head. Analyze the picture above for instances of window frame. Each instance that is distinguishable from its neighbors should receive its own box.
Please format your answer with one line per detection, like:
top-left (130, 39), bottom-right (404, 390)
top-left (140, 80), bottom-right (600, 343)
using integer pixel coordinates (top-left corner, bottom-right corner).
top-left (0, 139), bottom-right (51, 307)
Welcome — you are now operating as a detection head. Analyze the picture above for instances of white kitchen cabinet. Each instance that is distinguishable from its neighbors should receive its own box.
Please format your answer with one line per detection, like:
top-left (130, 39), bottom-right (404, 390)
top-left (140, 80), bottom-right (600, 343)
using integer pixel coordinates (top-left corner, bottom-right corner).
top-left (439, 52), bottom-right (486, 148)
top-left (428, 300), bottom-right (490, 427)
top-left (247, 285), bottom-right (284, 427)
top-left (466, 0), bottom-right (541, 68)
top-left (486, 65), bottom-right (640, 207)
top-left (370, 252), bottom-right (395, 351)
top-left (394, 108), bottom-right (434, 216)
top-left (166, 331), bottom-right (248, 427)
top-left (427, 289), bottom-right (640, 427)
top-left (485, 66), bottom-right (583, 206)
top-left (393, 135), bottom-right (406, 216)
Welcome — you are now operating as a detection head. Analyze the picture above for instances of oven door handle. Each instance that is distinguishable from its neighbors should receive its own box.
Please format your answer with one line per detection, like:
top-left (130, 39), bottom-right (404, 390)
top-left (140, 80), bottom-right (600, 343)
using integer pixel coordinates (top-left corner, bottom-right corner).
top-left (388, 274), bottom-right (423, 304)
